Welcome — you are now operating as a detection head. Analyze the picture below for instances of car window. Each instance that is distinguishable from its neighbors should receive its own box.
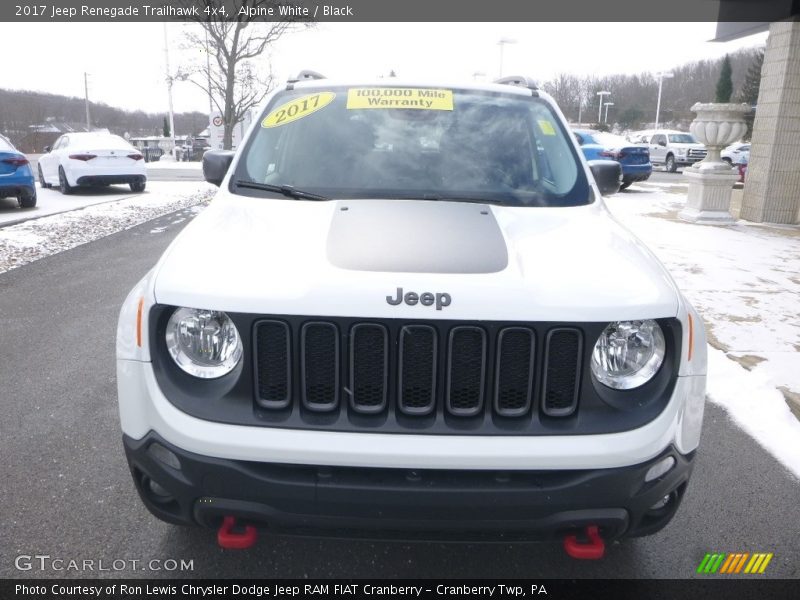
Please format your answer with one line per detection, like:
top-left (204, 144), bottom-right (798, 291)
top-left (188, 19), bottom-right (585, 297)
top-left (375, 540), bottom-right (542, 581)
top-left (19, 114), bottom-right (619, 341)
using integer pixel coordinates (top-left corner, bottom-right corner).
top-left (235, 86), bottom-right (591, 207)
top-left (651, 134), bottom-right (666, 146)
top-left (61, 136), bottom-right (70, 149)
top-left (668, 134), bottom-right (697, 144)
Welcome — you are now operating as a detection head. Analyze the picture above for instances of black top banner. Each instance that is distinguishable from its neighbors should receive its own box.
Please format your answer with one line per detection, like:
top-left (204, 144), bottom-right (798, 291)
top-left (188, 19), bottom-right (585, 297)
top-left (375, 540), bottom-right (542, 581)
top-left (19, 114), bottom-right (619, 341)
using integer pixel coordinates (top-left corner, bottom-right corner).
top-left (2, 0), bottom-right (799, 22)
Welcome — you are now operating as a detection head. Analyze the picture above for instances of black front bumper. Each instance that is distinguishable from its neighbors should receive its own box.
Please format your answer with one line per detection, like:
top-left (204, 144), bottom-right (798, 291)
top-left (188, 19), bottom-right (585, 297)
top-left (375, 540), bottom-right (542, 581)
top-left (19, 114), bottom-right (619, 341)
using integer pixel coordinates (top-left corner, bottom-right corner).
top-left (124, 432), bottom-right (694, 542)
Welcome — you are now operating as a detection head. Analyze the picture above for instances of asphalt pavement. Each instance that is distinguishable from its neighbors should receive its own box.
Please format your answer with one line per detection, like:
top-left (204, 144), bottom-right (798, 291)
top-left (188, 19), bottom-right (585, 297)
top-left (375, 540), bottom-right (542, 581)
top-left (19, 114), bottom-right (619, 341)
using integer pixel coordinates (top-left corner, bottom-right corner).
top-left (0, 210), bottom-right (798, 579)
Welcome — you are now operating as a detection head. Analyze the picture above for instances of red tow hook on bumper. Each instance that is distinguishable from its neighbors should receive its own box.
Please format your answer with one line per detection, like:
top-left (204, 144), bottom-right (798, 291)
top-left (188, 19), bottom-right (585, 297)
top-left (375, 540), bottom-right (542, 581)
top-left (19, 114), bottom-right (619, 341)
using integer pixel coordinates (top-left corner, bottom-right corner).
top-left (563, 525), bottom-right (606, 559)
top-left (217, 516), bottom-right (258, 549)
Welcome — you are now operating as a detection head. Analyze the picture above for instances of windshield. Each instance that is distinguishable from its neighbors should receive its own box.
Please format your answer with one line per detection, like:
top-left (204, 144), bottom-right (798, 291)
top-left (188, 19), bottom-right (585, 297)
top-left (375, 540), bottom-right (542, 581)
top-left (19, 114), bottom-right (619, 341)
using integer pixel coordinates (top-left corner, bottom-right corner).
top-left (232, 86), bottom-right (591, 207)
top-left (668, 133), bottom-right (698, 144)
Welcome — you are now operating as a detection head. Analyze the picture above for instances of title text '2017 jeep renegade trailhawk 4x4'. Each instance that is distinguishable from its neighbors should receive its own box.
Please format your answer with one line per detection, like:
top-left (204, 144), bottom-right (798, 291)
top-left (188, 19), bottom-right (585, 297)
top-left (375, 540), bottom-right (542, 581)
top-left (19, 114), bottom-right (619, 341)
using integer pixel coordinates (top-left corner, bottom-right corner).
top-left (117, 73), bottom-right (707, 557)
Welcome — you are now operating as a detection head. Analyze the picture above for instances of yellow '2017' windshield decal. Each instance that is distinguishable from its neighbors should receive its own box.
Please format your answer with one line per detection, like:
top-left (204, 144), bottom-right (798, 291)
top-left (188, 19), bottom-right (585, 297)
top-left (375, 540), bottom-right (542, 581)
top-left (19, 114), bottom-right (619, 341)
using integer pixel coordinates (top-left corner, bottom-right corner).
top-left (538, 119), bottom-right (557, 136)
top-left (346, 88), bottom-right (453, 110)
top-left (262, 92), bottom-right (336, 128)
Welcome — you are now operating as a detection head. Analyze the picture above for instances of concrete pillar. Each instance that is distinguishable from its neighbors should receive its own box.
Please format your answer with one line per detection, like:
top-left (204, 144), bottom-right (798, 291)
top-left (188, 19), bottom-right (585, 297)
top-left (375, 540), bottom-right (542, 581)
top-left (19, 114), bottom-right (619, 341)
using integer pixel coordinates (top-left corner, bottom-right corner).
top-left (741, 20), bottom-right (800, 224)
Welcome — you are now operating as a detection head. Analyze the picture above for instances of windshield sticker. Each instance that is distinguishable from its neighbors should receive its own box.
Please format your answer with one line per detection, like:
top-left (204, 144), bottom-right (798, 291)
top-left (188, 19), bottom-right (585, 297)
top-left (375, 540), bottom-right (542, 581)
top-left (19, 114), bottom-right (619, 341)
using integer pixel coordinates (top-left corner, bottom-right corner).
top-left (262, 92), bottom-right (336, 128)
top-left (346, 88), bottom-right (454, 111)
top-left (537, 119), bottom-right (556, 136)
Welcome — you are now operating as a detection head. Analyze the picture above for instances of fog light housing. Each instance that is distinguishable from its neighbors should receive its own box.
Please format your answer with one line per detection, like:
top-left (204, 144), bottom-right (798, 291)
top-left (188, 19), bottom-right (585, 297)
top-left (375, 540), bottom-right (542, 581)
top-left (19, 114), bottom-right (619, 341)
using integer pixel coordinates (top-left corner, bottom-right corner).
top-left (147, 442), bottom-right (181, 470)
top-left (645, 456), bottom-right (676, 482)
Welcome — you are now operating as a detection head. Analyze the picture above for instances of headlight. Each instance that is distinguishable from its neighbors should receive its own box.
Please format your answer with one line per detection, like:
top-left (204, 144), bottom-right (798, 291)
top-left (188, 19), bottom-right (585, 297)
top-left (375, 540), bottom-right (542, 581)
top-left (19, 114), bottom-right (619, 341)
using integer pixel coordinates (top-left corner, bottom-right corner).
top-left (591, 320), bottom-right (665, 390)
top-left (165, 308), bottom-right (243, 379)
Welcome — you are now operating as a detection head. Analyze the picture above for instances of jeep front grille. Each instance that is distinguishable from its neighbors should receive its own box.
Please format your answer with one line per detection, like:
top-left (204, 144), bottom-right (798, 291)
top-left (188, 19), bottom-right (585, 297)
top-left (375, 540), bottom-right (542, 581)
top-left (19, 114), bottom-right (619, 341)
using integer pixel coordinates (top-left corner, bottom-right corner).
top-left (253, 318), bottom-right (585, 432)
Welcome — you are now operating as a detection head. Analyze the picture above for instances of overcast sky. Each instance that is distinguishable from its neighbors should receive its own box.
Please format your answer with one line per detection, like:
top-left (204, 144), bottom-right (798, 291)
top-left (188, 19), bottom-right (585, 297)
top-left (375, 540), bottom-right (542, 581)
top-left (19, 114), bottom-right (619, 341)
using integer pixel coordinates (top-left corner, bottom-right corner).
top-left (2, 22), bottom-right (767, 115)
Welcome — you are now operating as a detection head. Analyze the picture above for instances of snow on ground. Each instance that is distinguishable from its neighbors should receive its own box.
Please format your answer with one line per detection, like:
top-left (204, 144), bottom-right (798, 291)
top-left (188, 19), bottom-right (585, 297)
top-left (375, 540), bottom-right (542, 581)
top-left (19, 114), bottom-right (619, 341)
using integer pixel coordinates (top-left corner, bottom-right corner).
top-left (608, 181), bottom-right (800, 478)
top-left (0, 181), bottom-right (214, 274)
top-left (146, 160), bottom-right (203, 170)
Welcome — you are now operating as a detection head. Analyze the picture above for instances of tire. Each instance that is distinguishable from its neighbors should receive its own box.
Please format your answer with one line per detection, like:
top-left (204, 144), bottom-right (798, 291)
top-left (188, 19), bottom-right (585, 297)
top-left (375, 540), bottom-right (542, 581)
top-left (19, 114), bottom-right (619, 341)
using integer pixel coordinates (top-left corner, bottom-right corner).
top-left (619, 182), bottom-right (632, 190)
top-left (37, 164), bottom-right (51, 188)
top-left (18, 189), bottom-right (37, 208)
top-left (58, 167), bottom-right (74, 195)
top-left (130, 180), bottom-right (146, 193)
top-left (665, 154), bottom-right (677, 173)
top-left (722, 157), bottom-right (732, 166)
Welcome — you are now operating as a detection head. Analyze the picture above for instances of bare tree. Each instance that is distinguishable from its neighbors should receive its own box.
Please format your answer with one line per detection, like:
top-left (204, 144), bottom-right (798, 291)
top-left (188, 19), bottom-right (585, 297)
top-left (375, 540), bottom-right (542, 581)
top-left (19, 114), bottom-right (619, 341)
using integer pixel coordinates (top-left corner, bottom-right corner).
top-left (179, 1), bottom-right (310, 149)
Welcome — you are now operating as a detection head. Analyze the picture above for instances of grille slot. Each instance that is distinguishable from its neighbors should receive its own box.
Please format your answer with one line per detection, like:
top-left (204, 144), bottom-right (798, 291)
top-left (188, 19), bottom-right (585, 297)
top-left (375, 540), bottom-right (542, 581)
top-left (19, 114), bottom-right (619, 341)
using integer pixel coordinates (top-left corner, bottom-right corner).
top-left (300, 322), bottom-right (339, 411)
top-left (495, 327), bottom-right (535, 417)
top-left (446, 326), bottom-right (487, 416)
top-left (255, 320), bottom-right (291, 408)
top-left (542, 328), bottom-right (582, 417)
top-left (398, 325), bottom-right (437, 415)
top-left (349, 324), bottom-right (388, 414)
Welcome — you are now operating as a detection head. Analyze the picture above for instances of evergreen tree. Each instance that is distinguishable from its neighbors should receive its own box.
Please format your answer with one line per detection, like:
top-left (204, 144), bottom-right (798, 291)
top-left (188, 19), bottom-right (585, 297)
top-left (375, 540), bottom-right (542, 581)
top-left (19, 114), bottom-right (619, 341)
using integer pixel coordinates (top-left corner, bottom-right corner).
top-left (739, 49), bottom-right (764, 105)
top-left (715, 55), bottom-right (733, 102)
top-left (162, 116), bottom-right (170, 137)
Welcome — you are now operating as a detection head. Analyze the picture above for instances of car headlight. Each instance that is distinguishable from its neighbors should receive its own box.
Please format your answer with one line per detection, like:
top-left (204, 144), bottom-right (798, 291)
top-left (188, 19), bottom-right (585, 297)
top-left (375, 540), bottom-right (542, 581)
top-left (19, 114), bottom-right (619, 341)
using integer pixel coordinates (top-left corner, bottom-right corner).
top-left (165, 308), bottom-right (243, 379)
top-left (591, 320), bottom-right (665, 390)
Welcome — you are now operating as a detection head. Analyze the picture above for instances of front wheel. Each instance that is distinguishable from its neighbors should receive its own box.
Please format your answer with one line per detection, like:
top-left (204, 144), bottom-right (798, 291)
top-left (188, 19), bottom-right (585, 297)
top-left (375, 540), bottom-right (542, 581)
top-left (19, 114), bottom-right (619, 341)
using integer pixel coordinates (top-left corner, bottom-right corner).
top-left (38, 164), bottom-right (50, 188)
top-left (130, 180), bottom-right (146, 193)
top-left (619, 182), bottom-right (632, 190)
top-left (58, 167), bottom-right (74, 195)
top-left (665, 155), bottom-right (677, 173)
top-left (18, 189), bottom-right (37, 208)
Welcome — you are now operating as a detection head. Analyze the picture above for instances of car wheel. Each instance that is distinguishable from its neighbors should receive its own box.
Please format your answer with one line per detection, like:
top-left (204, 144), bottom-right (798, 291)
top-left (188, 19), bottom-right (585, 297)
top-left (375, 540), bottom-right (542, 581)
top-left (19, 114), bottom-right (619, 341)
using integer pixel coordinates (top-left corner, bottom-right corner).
top-left (665, 154), bottom-right (677, 173)
top-left (722, 157), bottom-right (732, 166)
top-left (58, 167), bottom-right (74, 195)
top-left (37, 164), bottom-right (50, 189)
top-left (18, 189), bottom-right (37, 208)
top-left (130, 181), bottom-right (146, 193)
top-left (619, 182), bottom-right (631, 190)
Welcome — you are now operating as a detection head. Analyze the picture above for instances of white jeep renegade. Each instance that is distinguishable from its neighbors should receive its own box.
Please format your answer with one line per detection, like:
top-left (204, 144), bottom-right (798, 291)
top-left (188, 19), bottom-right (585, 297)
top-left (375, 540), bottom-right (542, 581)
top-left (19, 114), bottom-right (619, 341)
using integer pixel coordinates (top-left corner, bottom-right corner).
top-left (116, 73), bottom-right (707, 556)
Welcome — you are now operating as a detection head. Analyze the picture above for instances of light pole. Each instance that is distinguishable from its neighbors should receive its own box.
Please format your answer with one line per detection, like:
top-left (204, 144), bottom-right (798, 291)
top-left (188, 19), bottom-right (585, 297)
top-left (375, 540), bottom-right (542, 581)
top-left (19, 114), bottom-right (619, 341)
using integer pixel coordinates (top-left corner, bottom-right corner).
top-left (163, 23), bottom-right (177, 160)
top-left (596, 91), bottom-right (610, 124)
top-left (83, 72), bottom-right (91, 131)
top-left (654, 71), bottom-right (674, 130)
top-left (497, 38), bottom-right (517, 78)
top-left (604, 102), bottom-right (615, 124)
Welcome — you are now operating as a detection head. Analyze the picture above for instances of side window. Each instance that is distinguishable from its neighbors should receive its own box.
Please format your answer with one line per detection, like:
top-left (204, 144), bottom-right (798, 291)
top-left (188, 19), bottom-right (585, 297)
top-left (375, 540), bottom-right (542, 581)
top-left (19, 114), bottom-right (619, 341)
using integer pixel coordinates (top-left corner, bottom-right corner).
top-left (651, 134), bottom-right (666, 146)
top-left (52, 136), bottom-right (63, 150)
top-left (573, 133), bottom-right (584, 145)
top-left (61, 136), bottom-right (70, 149)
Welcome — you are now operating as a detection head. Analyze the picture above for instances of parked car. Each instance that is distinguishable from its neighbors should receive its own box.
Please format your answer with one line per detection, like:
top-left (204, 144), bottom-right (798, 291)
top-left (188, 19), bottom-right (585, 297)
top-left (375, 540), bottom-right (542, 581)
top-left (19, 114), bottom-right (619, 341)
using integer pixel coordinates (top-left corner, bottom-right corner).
top-left (647, 130), bottom-right (707, 172)
top-left (721, 142), bottom-right (750, 166)
top-left (117, 73), bottom-right (706, 554)
top-left (0, 134), bottom-right (36, 208)
top-left (38, 132), bottom-right (146, 194)
top-left (574, 129), bottom-right (652, 189)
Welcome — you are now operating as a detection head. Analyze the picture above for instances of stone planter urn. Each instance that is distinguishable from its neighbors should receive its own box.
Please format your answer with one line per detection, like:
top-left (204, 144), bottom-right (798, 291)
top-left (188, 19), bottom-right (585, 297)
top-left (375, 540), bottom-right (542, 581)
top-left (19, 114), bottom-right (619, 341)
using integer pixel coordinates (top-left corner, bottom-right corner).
top-left (679, 102), bottom-right (751, 224)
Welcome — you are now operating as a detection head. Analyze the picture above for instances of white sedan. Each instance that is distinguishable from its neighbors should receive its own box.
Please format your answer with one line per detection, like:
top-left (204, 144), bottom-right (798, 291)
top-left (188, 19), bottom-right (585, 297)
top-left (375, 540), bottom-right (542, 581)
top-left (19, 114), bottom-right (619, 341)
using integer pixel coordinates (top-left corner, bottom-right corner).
top-left (38, 132), bottom-right (147, 194)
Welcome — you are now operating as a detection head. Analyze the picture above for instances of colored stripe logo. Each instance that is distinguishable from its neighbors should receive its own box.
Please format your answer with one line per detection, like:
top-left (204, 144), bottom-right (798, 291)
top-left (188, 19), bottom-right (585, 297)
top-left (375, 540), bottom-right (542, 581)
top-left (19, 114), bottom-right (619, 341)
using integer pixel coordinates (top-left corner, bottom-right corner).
top-left (697, 552), bottom-right (773, 574)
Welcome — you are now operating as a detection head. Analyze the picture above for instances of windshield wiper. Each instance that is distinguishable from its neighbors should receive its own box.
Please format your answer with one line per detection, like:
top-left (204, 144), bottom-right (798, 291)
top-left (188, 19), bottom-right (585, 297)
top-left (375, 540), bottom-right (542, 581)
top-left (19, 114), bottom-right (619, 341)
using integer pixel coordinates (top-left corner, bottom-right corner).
top-left (234, 180), bottom-right (330, 201)
top-left (418, 194), bottom-right (510, 205)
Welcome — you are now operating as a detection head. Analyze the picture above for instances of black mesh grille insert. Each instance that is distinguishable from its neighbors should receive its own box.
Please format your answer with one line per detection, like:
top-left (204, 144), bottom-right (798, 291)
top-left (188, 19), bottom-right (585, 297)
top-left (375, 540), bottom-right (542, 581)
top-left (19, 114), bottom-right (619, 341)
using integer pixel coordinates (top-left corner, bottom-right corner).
top-left (350, 324), bottom-right (388, 413)
top-left (543, 328), bottom-right (582, 417)
top-left (495, 328), bottom-right (535, 416)
top-left (255, 320), bottom-right (290, 408)
top-left (446, 327), bottom-right (486, 416)
top-left (301, 322), bottom-right (339, 410)
top-left (398, 325), bottom-right (437, 415)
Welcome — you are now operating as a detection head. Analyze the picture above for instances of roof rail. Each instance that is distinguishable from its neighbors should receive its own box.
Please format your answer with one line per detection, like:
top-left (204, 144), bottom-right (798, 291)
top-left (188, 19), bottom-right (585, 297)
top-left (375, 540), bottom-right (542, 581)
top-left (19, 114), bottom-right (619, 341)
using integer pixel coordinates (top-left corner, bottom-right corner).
top-left (493, 75), bottom-right (539, 91)
top-left (286, 70), bottom-right (326, 89)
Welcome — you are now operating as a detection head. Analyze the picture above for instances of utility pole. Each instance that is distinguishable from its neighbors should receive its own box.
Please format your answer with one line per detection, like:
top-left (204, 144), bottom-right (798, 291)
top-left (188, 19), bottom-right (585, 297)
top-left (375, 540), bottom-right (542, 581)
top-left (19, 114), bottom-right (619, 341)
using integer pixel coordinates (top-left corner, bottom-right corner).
top-left (604, 102), bottom-right (615, 124)
top-left (596, 91), bottom-right (610, 124)
top-left (654, 72), bottom-right (674, 131)
top-left (163, 23), bottom-right (177, 160)
top-left (84, 72), bottom-right (91, 131)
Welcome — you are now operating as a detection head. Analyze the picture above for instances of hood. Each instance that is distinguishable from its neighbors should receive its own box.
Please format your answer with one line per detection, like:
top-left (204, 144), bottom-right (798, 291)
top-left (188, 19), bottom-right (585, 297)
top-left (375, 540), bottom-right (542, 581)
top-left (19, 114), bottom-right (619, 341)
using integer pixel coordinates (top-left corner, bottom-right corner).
top-left (153, 194), bottom-right (679, 322)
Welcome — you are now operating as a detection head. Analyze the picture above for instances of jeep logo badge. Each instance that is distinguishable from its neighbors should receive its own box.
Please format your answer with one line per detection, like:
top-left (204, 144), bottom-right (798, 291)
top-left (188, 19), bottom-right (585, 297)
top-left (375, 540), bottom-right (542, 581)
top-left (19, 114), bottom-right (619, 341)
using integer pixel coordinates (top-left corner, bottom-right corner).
top-left (386, 287), bottom-right (451, 310)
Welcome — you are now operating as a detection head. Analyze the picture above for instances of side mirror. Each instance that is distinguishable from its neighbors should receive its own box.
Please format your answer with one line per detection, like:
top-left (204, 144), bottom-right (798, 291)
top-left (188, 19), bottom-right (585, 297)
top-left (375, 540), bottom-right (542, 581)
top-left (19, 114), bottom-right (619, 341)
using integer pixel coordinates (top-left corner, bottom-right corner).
top-left (44, 145), bottom-right (52, 153)
top-left (588, 160), bottom-right (622, 196)
top-left (202, 150), bottom-right (235, 186)
top-left (659, 140), bottom-right (667, 147)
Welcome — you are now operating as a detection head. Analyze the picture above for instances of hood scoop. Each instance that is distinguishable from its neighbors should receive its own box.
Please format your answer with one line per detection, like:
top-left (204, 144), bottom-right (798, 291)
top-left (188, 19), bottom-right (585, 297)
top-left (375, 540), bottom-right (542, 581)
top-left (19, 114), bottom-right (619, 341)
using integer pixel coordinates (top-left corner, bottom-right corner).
top-left (326, 200), bottom-right (508, 274)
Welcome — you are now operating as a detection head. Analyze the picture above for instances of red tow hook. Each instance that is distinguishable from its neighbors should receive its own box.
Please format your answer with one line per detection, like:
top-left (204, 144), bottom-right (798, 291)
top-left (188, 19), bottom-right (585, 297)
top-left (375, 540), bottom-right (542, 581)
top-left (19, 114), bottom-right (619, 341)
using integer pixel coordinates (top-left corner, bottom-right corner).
top-left (217, 516), bottom-right (258, 549)
top-left (563, 525), bottom-right (606, 559)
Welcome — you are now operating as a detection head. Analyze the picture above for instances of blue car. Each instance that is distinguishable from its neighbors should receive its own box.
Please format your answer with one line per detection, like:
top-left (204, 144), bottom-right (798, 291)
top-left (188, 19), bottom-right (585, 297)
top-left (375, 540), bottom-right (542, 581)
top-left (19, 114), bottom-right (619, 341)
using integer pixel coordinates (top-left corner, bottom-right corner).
top-left (0, 134), bottom-right (36, 208)
top-left (573, 129), bottom-right (651, 190)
